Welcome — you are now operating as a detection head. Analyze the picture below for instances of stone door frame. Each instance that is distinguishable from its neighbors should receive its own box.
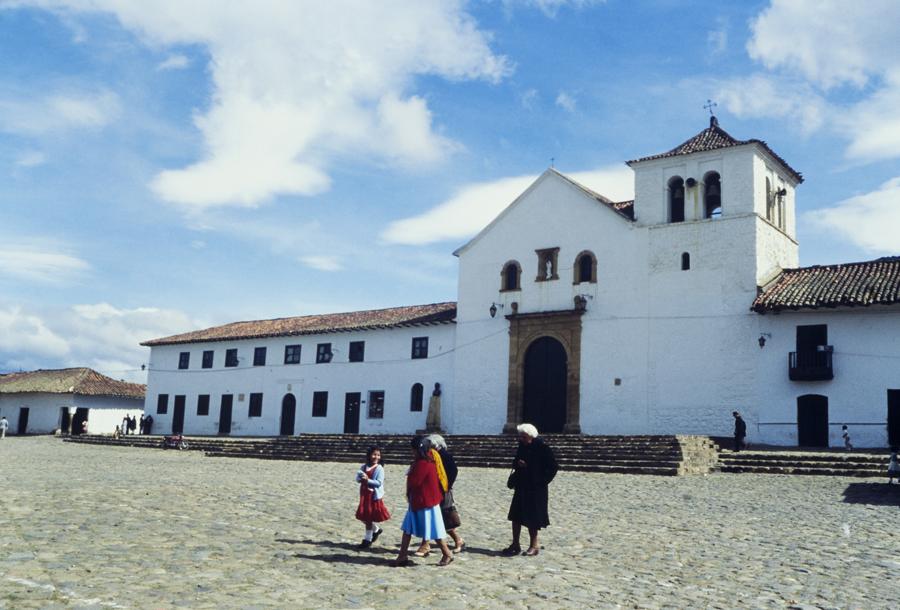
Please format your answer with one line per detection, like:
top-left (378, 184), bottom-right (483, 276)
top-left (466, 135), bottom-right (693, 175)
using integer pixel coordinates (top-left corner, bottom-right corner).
top-left (503, 308), bottom-right (583, 434)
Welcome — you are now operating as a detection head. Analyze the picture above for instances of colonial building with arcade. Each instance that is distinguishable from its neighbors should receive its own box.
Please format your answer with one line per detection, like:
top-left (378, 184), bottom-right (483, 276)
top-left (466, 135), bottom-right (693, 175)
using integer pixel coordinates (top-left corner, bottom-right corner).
top-left (141, 117), bottom-right (900, 448)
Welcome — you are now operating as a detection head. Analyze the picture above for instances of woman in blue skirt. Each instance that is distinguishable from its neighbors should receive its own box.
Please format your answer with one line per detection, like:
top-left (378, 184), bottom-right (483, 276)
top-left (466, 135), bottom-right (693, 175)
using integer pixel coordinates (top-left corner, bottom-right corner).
top-left (391, 436), bottom-right (454, 567)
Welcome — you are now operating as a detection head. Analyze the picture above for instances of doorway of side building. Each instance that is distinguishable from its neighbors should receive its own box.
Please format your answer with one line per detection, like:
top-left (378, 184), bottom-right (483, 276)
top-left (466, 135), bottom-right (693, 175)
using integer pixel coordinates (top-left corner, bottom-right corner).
top-left (218, 394), bottom-right (233, 435)
top-left (172, 395), bottom-right (186, 434)
top-left (59, 407), bottom-right (71, 434)
top-left (17, 407), bottom-right (29, 434)
top-left (343, 392), bottom-right (361, 434)
top-left (280, 394), bottom-right (296, 435)
top-left (797, 394), bottom-right (829, 447)
top-left (71, 407), bottom-right (89, 435)
top-left (522, 336), bottom-right (568, 434)
top-left (888, 389), bottom-right (900, 447)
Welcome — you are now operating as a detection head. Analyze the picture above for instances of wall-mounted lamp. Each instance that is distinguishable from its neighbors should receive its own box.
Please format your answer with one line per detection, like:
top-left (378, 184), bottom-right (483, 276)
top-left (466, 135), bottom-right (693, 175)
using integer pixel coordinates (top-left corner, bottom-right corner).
top-left (489, 302), bottom-right (504, 318)
top-left (758, 333), bottom-right (772, 348)
top-left (775, 188), bottom-right (787, 198)
top-left (685, 177), bottom-right (697, 188)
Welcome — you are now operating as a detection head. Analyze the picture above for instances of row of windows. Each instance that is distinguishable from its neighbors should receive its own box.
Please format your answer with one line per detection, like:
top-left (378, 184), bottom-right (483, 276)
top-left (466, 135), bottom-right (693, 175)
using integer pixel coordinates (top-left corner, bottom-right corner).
top-left (667, 171), bottom-right (722, 223)
top-left (156, 383), bottom-right (429, 419)
top-left (501, 250), bottom-right (597, 291)
top-left (176, 337), bottom-right (430, 370)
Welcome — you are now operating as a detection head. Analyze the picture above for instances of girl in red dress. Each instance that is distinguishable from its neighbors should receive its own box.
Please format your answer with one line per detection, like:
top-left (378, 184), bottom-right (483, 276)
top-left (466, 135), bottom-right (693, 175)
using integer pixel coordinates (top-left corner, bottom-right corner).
top-left (355, 446), bottom-right (390, 547)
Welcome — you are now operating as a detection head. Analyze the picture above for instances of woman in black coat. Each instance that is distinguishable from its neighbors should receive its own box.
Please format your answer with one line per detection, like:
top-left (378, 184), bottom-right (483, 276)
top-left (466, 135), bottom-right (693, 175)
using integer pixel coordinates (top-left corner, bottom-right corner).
top-left (502, 423), bottom-right (558, 557)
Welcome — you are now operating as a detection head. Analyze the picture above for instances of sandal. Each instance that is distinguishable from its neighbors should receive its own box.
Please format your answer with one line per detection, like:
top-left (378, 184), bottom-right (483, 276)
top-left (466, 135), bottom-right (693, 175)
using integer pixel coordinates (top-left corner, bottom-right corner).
top-left (500, 543), bottom-right (521, 556)
top-left (523, 547), bottom-right (540, 556)
top-left (452, 541), bottom-right (466, 554)
top-left (413, 544), bottom-right (431, 557)
top-left (437, 554), bottom-right (454, 567)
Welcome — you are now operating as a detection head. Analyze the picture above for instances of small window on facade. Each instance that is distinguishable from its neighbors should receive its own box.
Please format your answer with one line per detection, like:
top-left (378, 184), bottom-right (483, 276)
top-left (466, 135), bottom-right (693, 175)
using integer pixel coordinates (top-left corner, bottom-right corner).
top-left (225, 348), bottom-right (239, 367)
top-left (202, 350), bottom-right (214, 369)
top-left (316, 343), bottom-right (333, 363)
top-left (178, 352), bottom-right (190, 370)
top-left (349, 341), bottom-right (365, 362)
top-left (574, 251), bottom-right (596, 284)
top-left (248, 393), bottom-right (263, 417)
top-left (501, 261), bottom-right (521, 291)
top-left (411, 337), bottom-right (429, 359)
top-left (704, 172), bottom-right (722, 219)
top-left (668, 176), bottom-right (685, 223)
top-left (368, 391), bottom-right (385, 419)
top-left (681, 252), bottom-right (690, 270)
top-left (253, 347), bottom-right (267, 366)
top-left (156, 394), bottom-right (169, 415)
top-left (284, 345), bottom-right (301, 364)
top-left (197, 394), bottom-right (210, 416)
top-left (312, 391), bottom-right (328, 417)
top-left (410, 383), bottom-right (424, 412)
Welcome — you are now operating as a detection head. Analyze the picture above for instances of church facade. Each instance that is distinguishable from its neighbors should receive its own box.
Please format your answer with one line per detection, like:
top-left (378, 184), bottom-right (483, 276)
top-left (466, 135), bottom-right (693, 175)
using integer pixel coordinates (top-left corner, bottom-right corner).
top-left (142, 118), bottom-right (900, 447)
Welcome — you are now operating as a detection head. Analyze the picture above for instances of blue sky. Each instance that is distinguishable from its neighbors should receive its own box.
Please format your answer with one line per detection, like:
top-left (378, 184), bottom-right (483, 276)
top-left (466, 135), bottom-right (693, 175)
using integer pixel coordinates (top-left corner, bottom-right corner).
top-left (1, 0), bottom-right (898, 381)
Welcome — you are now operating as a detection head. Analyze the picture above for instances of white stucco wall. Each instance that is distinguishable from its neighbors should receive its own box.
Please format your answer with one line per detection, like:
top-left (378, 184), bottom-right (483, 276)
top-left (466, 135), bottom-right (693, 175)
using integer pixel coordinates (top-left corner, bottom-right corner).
top-left (144, 324), bottom-right (455, 436)
top-left (0, 393), bottom-right (142, 434)
top-left (755, 306), bottom-right (900, 447)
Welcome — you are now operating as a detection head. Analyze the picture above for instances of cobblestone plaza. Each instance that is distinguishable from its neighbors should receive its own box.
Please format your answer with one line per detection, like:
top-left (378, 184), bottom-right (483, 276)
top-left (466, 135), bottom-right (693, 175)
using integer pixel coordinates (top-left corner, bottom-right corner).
top-left (2, 438), bottom-right (898, 609)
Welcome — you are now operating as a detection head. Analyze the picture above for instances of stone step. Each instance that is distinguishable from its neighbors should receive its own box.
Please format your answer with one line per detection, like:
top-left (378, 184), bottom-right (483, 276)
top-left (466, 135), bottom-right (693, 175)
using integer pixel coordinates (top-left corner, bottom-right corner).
top-left (719, 465), bottom-right (884, 477)
top-left (718, 452), bottom-right (888, 465)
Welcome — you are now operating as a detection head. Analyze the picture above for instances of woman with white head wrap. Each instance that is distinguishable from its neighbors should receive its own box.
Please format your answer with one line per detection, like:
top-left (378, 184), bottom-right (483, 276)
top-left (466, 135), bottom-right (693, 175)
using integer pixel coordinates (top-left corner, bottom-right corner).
top-left (501, 423), bottom-right (558, 557)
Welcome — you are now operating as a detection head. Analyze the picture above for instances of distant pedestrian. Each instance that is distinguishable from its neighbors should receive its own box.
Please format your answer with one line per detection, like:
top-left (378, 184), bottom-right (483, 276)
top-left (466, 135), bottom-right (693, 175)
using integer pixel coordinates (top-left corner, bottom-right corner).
top-left (145, 415), bottom-right (154, 435)
top-left (140, 415), bottom-right (147, 434)
top-left (122, 416), bottom-right (130, 435)
top-left (0, 416), bottom-right (8, 439)
top-left (841, 425), bottom-right (853, 451)
top-left (81, 420), bottom-right (88, 435)
top-left (113, 425), bottom-right (121, 439)
top-left (355, 446), bottom-right (390, 548)
top-left (502, 423), bottom-right (558, 557)
top-left (888, 448), bottom-right (899, 484)
top-left (732, 411), bottom-right (746, 452)
top-left (128, 415), bottom-right (137, 435)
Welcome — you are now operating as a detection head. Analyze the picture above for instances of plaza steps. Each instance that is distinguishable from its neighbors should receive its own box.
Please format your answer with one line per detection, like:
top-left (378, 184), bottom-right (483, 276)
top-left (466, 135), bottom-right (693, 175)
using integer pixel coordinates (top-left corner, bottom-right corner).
top-left (716, 449), bottom-right (890, 477)
top-left (63, 433), bottom-right (719, 476)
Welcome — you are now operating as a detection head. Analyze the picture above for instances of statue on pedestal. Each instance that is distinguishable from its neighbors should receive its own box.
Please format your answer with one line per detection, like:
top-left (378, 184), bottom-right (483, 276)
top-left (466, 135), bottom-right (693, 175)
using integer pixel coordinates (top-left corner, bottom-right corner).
top-left (425, 382), bottom-right (443, 432)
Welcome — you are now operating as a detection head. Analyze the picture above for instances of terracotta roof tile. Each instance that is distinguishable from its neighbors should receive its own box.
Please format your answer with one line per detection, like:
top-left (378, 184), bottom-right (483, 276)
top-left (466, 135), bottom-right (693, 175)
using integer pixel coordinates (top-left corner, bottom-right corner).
top-left (142, 302), bottom-right (457, 347)
top-left (752, 257), bottom-right (900, 313)
top-left (627, 117), bottom-right (803, 184)
top-left (0, 368), bottom-right (145, 399)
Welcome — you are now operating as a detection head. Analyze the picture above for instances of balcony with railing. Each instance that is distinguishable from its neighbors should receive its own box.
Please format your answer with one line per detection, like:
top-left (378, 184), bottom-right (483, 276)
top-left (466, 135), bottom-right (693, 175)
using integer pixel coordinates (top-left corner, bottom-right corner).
top-left (788, 348), bottom-right (833, 381)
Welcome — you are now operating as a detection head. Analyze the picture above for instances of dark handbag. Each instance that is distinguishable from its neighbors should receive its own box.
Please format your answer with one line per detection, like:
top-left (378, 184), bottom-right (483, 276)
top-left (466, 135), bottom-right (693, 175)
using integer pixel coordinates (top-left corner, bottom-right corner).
top-left (506, 469), bottom-right (518, 489)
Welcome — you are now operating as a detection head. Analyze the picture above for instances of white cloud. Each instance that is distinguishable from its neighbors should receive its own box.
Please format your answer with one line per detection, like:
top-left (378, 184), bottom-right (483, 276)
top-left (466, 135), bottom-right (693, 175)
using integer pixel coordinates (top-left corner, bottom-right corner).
top-left (0, 89), bottom-right (120, 135)
top-left (806, 177), bottom-right (900, 254)
top-left (0, 301), bottom-right (200, 382)
top-left (0, 243), bottom-right (90, 284)
top-left (7, 1), bottom-right (512, 209)
top-left (716, 74), bottom-right (827, 135)
top-left (555, 91), bottom-right (576, 113)
top-left (300, 255), bottom-right (343, 272)
top-left (520, 88), bottom-right (539, 110)
top-left (14, 150), bottom-right (47, 167)
top-left (505, 0), bottom-right (605, 18)
top-left (157, 53), bottom-right (189, 70)
top-left (707, 19), bottom-right (727, 56)
top-left (380, 165), bottom-right (634, 246)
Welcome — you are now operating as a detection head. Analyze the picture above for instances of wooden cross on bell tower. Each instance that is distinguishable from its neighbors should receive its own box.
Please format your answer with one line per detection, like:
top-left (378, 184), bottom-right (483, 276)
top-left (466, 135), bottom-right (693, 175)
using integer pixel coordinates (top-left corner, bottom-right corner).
top-left (704, 99), bottom-right (718, 116)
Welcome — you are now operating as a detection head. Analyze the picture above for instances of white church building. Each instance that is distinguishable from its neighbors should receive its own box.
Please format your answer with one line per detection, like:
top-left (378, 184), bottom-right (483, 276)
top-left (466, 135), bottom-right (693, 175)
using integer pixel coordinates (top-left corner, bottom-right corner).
top-left (142, 117), bottom-right (900, 448)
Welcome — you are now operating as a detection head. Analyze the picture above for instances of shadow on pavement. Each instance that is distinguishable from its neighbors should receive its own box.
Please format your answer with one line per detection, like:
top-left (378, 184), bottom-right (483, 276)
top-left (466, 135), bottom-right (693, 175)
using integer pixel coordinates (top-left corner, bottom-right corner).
top-left (842, 482), bottom-right (900, 505)
top-left (276, 537), bottom-right (395, 555)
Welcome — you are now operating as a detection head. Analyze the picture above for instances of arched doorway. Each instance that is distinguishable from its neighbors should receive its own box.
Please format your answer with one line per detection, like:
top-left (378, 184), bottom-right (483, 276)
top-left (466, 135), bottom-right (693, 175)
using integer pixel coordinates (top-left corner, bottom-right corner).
top-left (280, 394), bottom-right (296, 436)
top-left (522, 336), bottom-right (567, 433)
top-left (797, 394), bottom-right (828, 447)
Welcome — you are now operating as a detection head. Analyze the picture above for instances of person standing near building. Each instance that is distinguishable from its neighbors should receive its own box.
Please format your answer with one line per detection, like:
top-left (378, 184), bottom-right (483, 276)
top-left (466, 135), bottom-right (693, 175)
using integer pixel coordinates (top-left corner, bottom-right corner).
top-left (0, 416), bottom-right (8, 438)
top-left (732, 411), bottom-right (746, 452)
top-left (841, 425), bottom-right (853, 451)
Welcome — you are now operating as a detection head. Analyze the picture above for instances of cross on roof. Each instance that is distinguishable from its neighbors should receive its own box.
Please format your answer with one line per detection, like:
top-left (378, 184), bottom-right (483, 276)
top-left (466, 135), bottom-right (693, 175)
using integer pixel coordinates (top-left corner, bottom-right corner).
top-left (704, 99), bottom-right (718, 116)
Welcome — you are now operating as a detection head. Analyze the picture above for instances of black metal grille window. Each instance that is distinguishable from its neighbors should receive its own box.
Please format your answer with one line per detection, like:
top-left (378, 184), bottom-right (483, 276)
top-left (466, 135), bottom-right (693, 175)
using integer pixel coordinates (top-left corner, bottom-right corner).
top-left (411, 337), bottom-right (429, 359)
top-left (368, 391), bottom-right (385, 419)
top-left (284, 345), bottom-right (301, 364)
top-left (225, 349), bottom-right (239, 367)
top-left (248, 393), bottom-right (263, 417)
top-left (156, 394), bottom-right (168, 415)
top-left (202, 350), bottom-right (214, 369)
top-left (312, 391), bottom-right (328, 417)
top-left (178, 352), bottom-right (190, 370)
top-left (788, 350), bottom-right (834, 381)
top-left (253, 347), bottom-right (267, 366)
top-left (316, 343), bottom-right (332, 363)
top-left (197, 394), bottom-right (210, 416)
top-left (349, 341), bottom-right (365, 363)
